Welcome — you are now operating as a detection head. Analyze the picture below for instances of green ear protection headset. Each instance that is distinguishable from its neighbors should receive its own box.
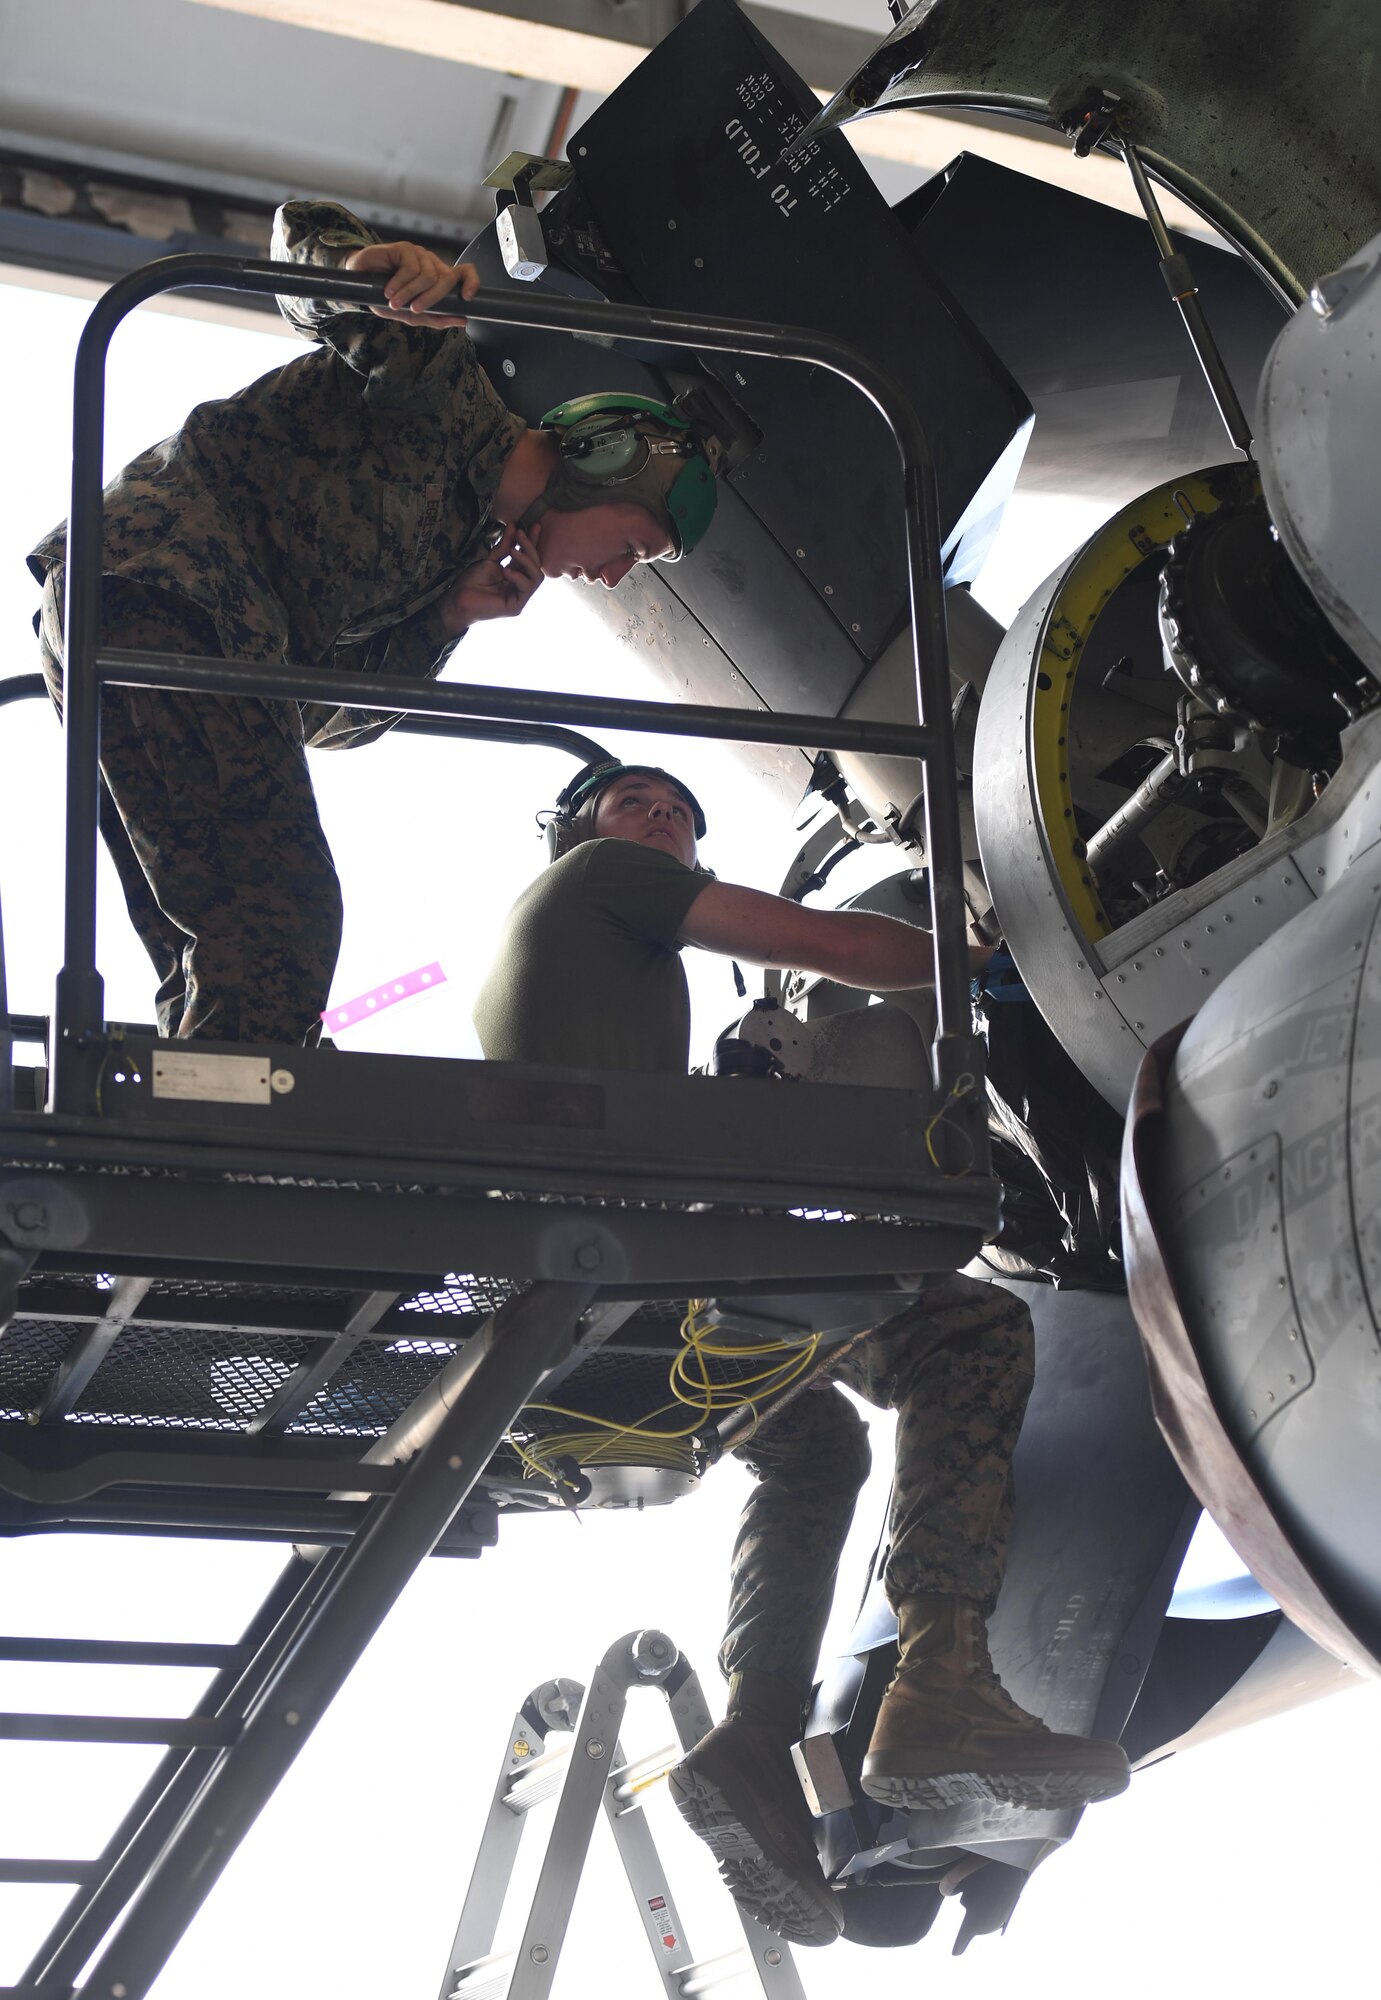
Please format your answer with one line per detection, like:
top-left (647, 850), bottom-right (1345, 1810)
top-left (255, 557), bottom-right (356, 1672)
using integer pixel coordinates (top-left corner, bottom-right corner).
top-left (517, 393), bottom-right (719, 560)
top-left (542, 759), bottom-right (709, 862)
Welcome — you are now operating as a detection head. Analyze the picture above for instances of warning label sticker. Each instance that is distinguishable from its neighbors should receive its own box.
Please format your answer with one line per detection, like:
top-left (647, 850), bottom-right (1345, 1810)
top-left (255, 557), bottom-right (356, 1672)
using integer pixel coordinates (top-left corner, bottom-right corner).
top-left (647, 1895), bottom-right (677, 1950)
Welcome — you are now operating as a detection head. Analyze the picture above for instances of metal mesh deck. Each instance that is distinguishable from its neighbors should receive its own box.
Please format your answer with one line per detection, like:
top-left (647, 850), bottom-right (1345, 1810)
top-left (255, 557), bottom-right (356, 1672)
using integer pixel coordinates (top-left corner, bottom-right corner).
top-left (399, 1275), bottom-right (527, 1319)
top-left (292, 1335), bottom-right (465, 1437)
top-left (0, 1037), bottom-right (996, 1539)
top-left (65, 1324), bottom-right (325, 1431)
top-left (0, 1318), bottom-right (81, 1419)
top-left (0, 1269), bottom-right (696, 1443)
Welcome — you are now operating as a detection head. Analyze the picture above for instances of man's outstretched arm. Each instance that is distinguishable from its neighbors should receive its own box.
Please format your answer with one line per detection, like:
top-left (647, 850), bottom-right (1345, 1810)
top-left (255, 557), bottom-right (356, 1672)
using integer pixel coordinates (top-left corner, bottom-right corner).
top-left (678, 882), bottom-right (990, 991)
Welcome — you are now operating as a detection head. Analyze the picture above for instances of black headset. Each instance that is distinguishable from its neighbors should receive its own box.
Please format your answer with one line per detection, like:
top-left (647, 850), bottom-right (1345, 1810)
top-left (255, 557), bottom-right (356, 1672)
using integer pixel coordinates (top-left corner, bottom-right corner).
top-left (542, 760), bottom-right (708, 863)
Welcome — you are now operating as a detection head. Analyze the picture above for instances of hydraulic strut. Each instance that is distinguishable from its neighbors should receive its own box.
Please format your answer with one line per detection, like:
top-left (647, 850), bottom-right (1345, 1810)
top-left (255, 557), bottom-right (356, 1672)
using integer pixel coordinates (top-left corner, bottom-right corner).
top-left (1069, 88), bottom-right (1254, 459)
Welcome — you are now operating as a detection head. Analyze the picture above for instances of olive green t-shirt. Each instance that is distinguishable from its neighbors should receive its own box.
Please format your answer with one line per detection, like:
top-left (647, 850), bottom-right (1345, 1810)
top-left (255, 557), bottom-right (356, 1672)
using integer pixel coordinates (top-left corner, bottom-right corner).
top-left (473, 839), bottom-right (708, 1072)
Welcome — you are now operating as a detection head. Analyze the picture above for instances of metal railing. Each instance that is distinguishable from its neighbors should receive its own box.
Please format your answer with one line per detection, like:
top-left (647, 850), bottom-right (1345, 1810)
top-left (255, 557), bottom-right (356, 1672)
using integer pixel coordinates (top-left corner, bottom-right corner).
top-left (52, 255), bottom-right (978, 1114)
top-left (0, 667), bottom-right (610, 1109)
top-left (0, 675), bottom-right (46, 1113)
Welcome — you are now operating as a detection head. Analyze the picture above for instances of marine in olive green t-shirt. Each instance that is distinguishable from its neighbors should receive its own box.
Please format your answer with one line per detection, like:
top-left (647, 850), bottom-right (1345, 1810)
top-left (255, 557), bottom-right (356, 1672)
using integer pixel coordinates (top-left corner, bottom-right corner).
top-left (473, 838), bottom-right (708, 1072)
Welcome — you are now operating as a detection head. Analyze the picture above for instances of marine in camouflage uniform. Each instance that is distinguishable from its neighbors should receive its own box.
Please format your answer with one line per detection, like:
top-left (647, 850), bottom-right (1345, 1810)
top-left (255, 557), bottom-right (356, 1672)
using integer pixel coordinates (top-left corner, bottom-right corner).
top-left (476, 757), bottom-right (1130, 1944)
top-left (30, 199), bottom-right (527, 1043)
top-left (476, 761), bottom-right (1128, 1944)
top-left (683, 1250), bottom-right (1128, 1948)
top-left (720, 1271), bottom-right (1033, 1693)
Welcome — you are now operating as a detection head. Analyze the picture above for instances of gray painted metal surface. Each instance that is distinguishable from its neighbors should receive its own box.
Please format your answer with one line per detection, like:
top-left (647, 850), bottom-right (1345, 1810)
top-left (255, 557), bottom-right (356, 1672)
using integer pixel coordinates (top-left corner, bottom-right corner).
top-left (1259, 225), bottom-right (1381, 682)
top-left (808, 0), bottom-right (1381, 301)
top-left (974, 525), bottom-right (1381, 1107)
top-left (833, 584), bottom-right (1004, 882)
top-left (897, 153), bottom-right (1284, 507)
top-left (1144, 1614), bottom-right (1362, 1758)
top-left (1149, 823), bottom-right (1381, 1672)
top-left (1113, 501), bottom-right (1381, 1664)
top-left (1123, 1033), bottom-right (1380, 1678)
top-left (971, 569), bottom-right (1129, 1099)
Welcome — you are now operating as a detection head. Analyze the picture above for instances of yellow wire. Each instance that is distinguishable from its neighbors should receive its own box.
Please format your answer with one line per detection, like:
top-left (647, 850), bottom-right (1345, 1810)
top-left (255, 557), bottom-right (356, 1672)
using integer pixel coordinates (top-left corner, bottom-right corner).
top-left (506, 1431), bottom-right (568, 1484)
top-left (505, 1298), bottom-right (822, 1489)
top-left (521, 1429), bottom-right (696, 1473)
top-left (923, 1071), bottom-right (978, 1175)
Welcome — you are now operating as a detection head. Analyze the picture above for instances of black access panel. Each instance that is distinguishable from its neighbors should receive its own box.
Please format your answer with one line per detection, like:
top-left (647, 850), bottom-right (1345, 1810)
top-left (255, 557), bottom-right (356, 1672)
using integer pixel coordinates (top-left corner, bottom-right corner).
top-left (897, 152), bottom-right (1287, 504)
top-left (463, 0), bottom-right (1031, 761)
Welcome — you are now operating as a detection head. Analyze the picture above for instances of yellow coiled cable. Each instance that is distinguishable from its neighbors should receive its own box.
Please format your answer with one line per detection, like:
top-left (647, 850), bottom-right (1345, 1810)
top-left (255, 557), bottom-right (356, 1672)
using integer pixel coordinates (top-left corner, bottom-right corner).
top-left (505, 1300), bottom-right (821, 1493)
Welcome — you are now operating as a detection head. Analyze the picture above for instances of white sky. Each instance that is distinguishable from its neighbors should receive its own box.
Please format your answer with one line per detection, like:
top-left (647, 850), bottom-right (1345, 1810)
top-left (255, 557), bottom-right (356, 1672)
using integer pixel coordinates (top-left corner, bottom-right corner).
top-left (1, 281), bottom-right (1378, 2000)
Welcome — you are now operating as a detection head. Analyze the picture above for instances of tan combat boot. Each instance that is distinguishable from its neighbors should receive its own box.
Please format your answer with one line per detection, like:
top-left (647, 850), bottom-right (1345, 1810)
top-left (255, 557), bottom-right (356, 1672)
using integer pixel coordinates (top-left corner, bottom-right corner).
top-left (860, 1596), bottom-right (1132, 1813)
top-left (667, 1671), bottom-right (843, 1946)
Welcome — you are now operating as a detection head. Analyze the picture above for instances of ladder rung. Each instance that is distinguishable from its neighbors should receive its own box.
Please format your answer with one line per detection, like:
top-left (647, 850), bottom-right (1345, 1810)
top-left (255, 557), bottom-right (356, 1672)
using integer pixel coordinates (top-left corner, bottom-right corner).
top-left (678, 1949), bottom-right (754, 1998)
top-left (448, 1949), bottom-right (515, 2000)
top-left (610, 1741), bottom-right (678, 1803)
top-left (502, 1741), bottom-right (571, 1814)
top-left (0, 1636), bottom-right (239, 1668)
top-left (0, 1858), bottom-right (96, 1884)
top-left (0, 1712), bottom-right (235, 1746)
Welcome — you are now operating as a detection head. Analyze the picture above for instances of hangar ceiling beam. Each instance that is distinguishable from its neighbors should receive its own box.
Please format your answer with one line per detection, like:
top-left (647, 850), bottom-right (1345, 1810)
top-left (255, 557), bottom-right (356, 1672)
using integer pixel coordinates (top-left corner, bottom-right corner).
top-left (181, 0), bottom-right (1209, 230)
top-left (0, 0), bottom-right (1212, 308)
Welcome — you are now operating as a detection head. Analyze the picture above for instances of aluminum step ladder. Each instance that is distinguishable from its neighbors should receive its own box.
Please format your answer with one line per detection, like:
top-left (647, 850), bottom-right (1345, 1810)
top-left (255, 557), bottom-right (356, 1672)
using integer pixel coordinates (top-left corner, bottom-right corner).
top-left (438, 1631), bottom-right (807, 2000)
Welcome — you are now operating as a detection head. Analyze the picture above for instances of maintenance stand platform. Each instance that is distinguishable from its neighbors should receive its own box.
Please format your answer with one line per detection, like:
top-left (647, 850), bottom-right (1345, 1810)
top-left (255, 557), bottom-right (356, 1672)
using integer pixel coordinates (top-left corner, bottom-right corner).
top-left (0, 254), bottom-right (996, 1997)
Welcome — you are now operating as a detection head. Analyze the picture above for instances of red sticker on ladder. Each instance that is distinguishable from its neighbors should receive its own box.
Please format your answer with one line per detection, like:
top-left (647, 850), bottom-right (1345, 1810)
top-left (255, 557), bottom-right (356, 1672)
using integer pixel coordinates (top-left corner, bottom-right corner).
top-left (647, 1896), bottom-right (676, 1950)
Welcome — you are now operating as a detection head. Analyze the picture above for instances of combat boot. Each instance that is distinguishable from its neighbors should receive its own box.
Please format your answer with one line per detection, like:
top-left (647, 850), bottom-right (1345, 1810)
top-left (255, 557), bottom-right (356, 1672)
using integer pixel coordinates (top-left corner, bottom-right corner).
top-left (860, 1596), bottom-right (1131, 1813)
top-left (666, 1670), bottom-right (843, 1946)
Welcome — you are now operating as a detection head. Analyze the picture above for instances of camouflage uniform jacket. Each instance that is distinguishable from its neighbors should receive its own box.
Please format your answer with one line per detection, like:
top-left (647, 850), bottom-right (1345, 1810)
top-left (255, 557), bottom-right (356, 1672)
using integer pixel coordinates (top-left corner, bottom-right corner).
top-left (29, 198), bottom-right (526, 749)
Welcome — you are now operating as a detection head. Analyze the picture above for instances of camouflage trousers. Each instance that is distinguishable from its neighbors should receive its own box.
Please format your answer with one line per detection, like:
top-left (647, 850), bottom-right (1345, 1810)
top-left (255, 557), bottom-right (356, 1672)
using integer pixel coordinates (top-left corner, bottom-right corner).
top-left (721, 1272), bottom-right (1034, 1695)
top-left (40, 568), bottom-right (341, 1044)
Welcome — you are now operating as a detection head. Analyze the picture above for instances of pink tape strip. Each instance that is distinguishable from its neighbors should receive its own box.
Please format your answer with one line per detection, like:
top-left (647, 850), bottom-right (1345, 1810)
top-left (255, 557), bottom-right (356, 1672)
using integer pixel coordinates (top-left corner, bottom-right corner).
top-left (323, 961), bottom-right (448, 1034)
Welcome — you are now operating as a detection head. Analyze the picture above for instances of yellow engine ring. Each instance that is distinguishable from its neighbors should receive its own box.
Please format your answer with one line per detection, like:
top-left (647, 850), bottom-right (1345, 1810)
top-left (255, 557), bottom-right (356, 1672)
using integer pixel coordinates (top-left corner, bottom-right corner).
top-left (1031, 464), bottom-right (1256, 942)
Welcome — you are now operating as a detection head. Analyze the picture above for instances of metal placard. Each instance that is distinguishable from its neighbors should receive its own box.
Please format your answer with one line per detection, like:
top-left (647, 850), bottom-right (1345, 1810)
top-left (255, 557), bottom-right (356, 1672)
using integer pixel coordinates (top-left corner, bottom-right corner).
top-left (151, 1052), bottom-right (272, 1105)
